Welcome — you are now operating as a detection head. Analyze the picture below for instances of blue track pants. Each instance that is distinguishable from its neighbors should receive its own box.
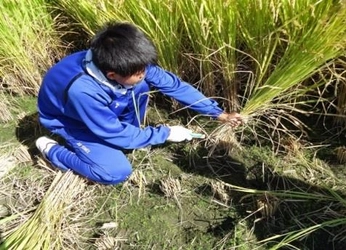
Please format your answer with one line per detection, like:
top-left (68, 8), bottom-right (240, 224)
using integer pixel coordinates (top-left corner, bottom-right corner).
top-left (47, 129), bottom-right (133, 185)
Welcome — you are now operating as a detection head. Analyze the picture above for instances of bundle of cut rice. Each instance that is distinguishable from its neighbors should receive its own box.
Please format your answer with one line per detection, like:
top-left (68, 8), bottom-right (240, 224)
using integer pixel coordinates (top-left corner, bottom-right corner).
top-left (0, 171), bottom-right (85, 250)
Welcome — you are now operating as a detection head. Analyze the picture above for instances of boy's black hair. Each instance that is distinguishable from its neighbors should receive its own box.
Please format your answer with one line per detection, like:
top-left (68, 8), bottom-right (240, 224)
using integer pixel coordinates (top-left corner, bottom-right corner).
top-left (90, 22), bottom-right (158, 77)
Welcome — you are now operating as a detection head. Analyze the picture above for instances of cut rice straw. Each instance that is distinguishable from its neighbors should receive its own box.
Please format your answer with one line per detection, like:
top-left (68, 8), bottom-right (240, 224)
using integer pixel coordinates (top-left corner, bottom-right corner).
top-left (0, 171), bottom-right (86, 250)
top-left (206, 123), bottom-right (242, 155)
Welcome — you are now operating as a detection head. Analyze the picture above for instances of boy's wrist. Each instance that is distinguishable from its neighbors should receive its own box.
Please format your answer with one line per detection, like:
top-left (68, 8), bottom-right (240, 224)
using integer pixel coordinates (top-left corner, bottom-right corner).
top-left (217, 112), bottom-right (244, 127)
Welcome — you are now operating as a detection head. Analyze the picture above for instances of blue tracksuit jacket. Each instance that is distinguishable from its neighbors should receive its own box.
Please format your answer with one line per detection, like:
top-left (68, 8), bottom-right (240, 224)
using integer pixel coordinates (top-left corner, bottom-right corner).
top-left (37, 50), bottom-right (224, 184)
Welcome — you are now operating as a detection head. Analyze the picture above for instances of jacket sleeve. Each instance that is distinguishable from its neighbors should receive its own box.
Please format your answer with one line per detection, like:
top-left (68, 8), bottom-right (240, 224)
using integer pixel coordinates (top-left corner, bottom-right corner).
top-left (66, 78), bottom-right (170, 149)
top-left (145, 65), bottom-right (224, 118)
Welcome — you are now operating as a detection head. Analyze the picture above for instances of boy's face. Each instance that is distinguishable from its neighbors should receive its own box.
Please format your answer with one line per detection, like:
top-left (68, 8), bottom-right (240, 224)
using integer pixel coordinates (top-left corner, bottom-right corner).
top-left (106, 70), bottom-right (145, 87)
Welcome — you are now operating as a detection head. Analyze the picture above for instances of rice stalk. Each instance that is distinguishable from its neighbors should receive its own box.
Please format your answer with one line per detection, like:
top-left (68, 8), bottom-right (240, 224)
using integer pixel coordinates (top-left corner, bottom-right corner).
top-left (0, 171), bottom-right (86, 250)
top-left (240, 1), bottom-right (346, 119)
top-left (177, 0), bottom-right (215, 90)
top-left (94, 232), bottom-right (126, 250)
top-left (12, 145), bottom-right (32, 164)
top-left (336, 147), bottom-right (346, 164)
top-left (222, 179), bottom-right (346, 248)
top-left (159, 176), bottom-right (183, 199)
top-left (52, 0), bottom-right (123, 36)
top-left (127, 169), bottom-right (147, 188)
top-left (255, 193), bottom-right (280, 219)
top-left (235, 0), bottom-right (282, 88)
top-left (206, 123), bottom-right (242, 156)
top-left (177, 0), bottom-right (238, 109)
top-left (258, 217), bottom-right (346, 249)
top-left (210, 180), bottom-right (230, 205)
top-left (125, 169), bottom-right (147, 202)
top-left (0, 170), bottom-right (53, 239)
top-left (237, 104), bottom-right (314, 151)
top-left (223, 180), bottom-right (343, 204)
top-left (0, 204), bottom-right (9, 218)
top-left (0, 0), bottom-right (65, 95)
top-left (159, 175), bottom-right (186, 223)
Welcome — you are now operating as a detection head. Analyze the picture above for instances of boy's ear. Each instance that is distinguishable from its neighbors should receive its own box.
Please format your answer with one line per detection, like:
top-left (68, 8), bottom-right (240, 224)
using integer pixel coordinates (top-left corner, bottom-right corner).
top-left (106, 71), bottom-right (117, 80)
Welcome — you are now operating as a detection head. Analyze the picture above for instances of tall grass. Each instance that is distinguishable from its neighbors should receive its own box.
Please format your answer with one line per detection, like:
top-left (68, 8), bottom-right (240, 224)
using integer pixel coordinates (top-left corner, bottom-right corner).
top-left (54, 0), bottom-right (182, 73)
top-left (240, 0), bottom-right (346, 120)
top-left (116, 0), bottom-right (183, 73)
top-left (0, 0), bottom-right (64, 96)
top-left (235, 0), bottom-right (281, 90)
top-left (52, 0), bottom-right (118, 36)
top-left (50, 0), bottom-right (346, 129)
top-left (177, 0), bottom-right (238, 110)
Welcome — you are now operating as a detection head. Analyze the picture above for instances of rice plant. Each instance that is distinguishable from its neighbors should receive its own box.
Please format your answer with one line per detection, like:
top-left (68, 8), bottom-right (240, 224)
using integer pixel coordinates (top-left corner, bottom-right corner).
top-left (235, 0), bottom-right (282, 89)
top-left (0, 0), bottom-right (64, 95)
top-left (177, 0), bottom-right (238, 109)
top-left (258, 205), bottom-right (346, 249)
top-left (240, 0), bottom-right (346, 121)
top-left (54, 0), bottom-right (182, 73)
top-left (222, 179), bottom-right (346, 249)
top-left (52, 0), bottom-right (120, 36)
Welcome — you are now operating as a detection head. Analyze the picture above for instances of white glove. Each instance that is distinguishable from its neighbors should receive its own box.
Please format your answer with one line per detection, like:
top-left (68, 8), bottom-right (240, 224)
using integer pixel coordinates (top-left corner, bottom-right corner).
top-left (167, 126), bottom-right (193, 142)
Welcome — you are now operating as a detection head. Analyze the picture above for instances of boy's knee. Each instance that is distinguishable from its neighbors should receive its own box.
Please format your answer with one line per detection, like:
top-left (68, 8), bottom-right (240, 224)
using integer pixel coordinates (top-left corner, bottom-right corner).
top-left (91, 164), bottom-right (132, 185)
top-left (106, 170), bottom-right (132, 185)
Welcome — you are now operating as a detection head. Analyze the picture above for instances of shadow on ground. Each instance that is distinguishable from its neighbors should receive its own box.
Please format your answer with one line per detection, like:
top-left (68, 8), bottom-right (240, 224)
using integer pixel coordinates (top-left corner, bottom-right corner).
top-left (169, 141), bottom-right (346, 250)
top-left (15, 112), bottom-right (64, 164)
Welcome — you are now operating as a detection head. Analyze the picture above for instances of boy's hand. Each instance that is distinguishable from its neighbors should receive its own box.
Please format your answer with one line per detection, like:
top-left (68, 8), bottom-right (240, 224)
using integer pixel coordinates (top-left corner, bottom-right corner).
top-left (167, 126), bottom-right (193, 142)
top-left (217, 112), bottom-right (244, 128)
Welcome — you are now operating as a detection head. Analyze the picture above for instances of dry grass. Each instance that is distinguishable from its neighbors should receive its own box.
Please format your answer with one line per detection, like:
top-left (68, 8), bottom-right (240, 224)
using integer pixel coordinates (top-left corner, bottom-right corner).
top-left (205, 123), bottom-right (243, 157)
top-left (159, 176), bottom-right (183, 199)
top-left (0, 143), bottom-right (18, 180)
top-left (159, 175), bottom-right (187, 223)
top-left (0, 167), bottom-right (54, 239)
top-left (0, 96), bottom-right (14, 123)
top-left (210, 180), bottom-right (231, 205)
top-left (93, 231), bottom-right (127, 250)
top-left (0, 155), bottom-right (15, 180)
top-left (0, 169), bottom-right (97, 250)
top-left (12, 145), bottom-right (32, 164)
top-left (336, 147), bottom-right (346, 164)
top-left (255, 193), bottom-right (280, 219)
top-left (124, 169), bottom-right (148, 202)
